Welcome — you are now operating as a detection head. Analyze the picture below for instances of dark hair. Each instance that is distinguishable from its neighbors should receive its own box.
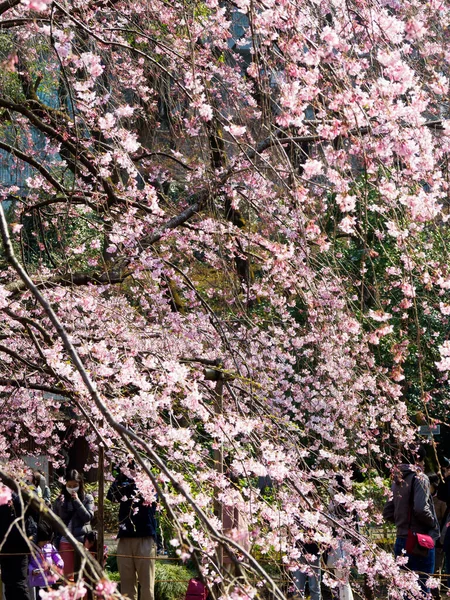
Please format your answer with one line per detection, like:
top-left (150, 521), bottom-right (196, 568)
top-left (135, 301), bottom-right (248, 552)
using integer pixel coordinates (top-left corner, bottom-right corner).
top-left (36, 519), bottom-right (53, 544)
top-left (63, 469), bottom-right (85, 500)
top-left (417, 444), bottom-right (427, 462)
top-left (403, 443), bottom-right (427, 465)
top-left (32, 471), bottom-right (42, 488)
top-left (428, 473), bottom-right (439, 489)
top-left (84, 530), bottom-right (98, 546)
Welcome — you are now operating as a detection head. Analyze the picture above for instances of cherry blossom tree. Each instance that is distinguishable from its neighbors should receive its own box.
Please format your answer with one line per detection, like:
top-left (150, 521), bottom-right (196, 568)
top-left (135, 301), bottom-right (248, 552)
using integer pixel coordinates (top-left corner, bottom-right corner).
top-left (0, 0), bottom-right (449, 597)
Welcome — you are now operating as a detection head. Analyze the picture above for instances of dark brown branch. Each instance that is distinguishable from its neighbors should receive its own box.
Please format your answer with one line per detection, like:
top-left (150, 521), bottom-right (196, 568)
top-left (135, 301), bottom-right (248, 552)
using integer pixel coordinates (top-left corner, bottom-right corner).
top-left (0, 18), bottom-right (50, 28)
top-left (5, 266), bottom-right (131, 293)
top-left (0, 140), bottom-right (66, 193)
top-left (0, 343), bottom-right (49, 371)
top-left (0, 98), bottom-right (118, 204)
top-left (0, 378), bottom-right (68, 395)
top-left (2, 307), bottom-right (53, 344)
top-left (0, 0), bottom-right (20, 17)
top-left (133, 151), bottom-right (194, 171)
top-left (22, 195), bottom-right (98, 211)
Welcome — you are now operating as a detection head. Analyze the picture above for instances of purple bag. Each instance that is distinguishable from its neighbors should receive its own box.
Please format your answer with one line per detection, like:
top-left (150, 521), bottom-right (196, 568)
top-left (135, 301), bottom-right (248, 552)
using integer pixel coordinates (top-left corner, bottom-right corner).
top-left (185, 578), bottom-right (208, 600)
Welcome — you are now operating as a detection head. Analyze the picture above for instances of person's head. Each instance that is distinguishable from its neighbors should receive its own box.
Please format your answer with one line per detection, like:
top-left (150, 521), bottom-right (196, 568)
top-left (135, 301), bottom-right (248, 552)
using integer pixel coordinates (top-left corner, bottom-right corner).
top-left (442, 457), bottom-right (450, 479)
top-left (83, 530), bottom-right (98, 550)
top-left (32, 471), bottom-right (42, 488)
top-left (116, 457), bottom-right (136, 484)
top-left (403, 443), bottom-right (427, 467)
top-left (64, 469), bottom-right (85, 499)
top-left (428, 473), bottom-right (439, 494)
top-left (36, 520), bottom-right (52, 547)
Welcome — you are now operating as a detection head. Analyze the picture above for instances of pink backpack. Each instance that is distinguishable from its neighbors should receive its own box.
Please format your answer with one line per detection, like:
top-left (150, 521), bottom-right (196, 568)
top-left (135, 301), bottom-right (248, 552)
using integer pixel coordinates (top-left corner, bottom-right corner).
top-left (185, 578), bottom-right (208, 600)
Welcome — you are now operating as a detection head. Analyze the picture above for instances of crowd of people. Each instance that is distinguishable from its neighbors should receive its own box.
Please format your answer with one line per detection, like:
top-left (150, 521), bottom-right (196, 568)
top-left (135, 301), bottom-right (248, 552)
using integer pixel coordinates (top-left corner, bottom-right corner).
top-left (0, 468), bottom-right (97, 599)
top-left (0, 462), bottom-right (157, 600)
top-left (1, 449), bottom-right (449, 600)
top-left (382, 447), bottom-right (450, 599)
top-left (290, 446), bottom-right (450, 600)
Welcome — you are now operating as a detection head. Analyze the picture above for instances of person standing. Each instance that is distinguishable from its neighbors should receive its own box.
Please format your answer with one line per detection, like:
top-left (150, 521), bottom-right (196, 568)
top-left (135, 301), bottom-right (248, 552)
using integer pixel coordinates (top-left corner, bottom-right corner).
top-left (28, 521), bottom-right (64, 599)
top-left (29, 472), bottom-right (43, 500)
top-left (428, 473), bottom-right (447, 586)
top-left (53, 470), bottom-right (94, 581)
top-left (107, 462), bottom-right (157, 600)
top-left (292, 538), bottom-right (321, 600)
top-left (0, 489), bottom-right (35, 600)
top-left (436, 458), bottom-right (450, 592)
top-left (383, 445), bottom-right (439, 595)
top-left (327, 477), bottom-right (354, 600)
top-left (37, 470), bottom-right (51, 507)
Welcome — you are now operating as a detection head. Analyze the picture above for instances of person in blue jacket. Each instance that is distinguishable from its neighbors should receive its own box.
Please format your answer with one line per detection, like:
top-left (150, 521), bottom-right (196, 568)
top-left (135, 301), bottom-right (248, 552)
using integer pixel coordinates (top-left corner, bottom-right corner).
top-left (107, 460), bottom-right (157, 600)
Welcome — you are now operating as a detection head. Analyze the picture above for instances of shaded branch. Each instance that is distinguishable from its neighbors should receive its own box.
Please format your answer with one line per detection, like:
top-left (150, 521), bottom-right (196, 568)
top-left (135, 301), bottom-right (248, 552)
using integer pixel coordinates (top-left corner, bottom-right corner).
top-left (0, 98), bottom-right (118, 205)
top-left (0, 17), bottom-right (50, 28)
top-left (2, 307), bottom-right (53, 344)
top-left (0, 0), bottom-right (20, 17)
top-left (0, 141), bottom-right (66, 194)
top-left (0, 343), bottom-right (48, 372)
top-left (132, 151), bottom-right (194, 171)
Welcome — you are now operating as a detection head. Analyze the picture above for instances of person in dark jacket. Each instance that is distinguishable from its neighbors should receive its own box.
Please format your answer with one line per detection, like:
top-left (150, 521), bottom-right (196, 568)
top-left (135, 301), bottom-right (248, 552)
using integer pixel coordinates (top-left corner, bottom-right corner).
top-left (0, 490), bottom-right (36, 600)
top-left (383, 445), bottom-right (439, 595)
top-left (53, 469), bottom-right (94, 581)
top-left (428, 473), bottom-right (447, 584)
top-left (107, 461), bottom-right (157, 600)
top-left (436, 458), bottom-right (450, 592)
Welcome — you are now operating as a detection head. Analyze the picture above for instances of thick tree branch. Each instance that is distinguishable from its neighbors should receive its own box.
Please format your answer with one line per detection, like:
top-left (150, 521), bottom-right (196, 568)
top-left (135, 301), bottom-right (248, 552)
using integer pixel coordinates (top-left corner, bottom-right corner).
top-left (0, 0), bottom-right (20, 17)
top-left (0, 343), bottom-right (48, 372)
top-left (0, 378), bottom-right (67, 395)
top-left (0, 140), bottom-right (66, 193)
top-left (132, 150), bottom-right (194, 171)
top-left (0, 98), bottom-right (118, 204)
top-left (2, 308), bottom-right (53, 344)
top-left (0, 17), bottom-right (50, 28)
